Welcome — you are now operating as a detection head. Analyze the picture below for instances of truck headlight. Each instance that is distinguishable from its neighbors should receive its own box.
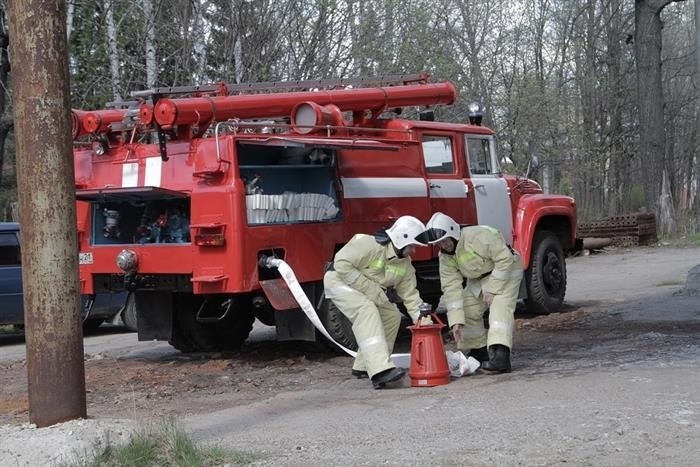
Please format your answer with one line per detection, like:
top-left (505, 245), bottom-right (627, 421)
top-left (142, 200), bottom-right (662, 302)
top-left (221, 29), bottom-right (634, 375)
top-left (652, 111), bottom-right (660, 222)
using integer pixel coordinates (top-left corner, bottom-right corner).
top-left (116, 249), bottom-right (138, 273)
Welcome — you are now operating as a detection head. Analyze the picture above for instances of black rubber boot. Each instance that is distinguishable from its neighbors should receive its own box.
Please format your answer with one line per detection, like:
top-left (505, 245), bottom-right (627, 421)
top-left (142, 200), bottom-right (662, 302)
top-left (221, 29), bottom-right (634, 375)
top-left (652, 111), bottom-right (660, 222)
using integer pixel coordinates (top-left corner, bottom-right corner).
top-left (351, 369), bottom-right (369, 379)
top-left (371, 367), bottom-right (406, 389)
top-left (467, 346), bottom-right (489, 363)
top-left (480, 344), bottom-right (511, 373)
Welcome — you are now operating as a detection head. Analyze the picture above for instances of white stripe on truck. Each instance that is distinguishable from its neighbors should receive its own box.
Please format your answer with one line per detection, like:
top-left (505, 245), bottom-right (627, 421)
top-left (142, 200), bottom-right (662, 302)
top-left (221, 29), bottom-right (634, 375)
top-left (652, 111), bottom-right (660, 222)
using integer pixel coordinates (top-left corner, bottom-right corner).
top-left (145, 157), bottom-right (162, 187)
top-left (341, 177), bottom-right (427, 198)
top-left (122, 163), bottom-right (138, 187)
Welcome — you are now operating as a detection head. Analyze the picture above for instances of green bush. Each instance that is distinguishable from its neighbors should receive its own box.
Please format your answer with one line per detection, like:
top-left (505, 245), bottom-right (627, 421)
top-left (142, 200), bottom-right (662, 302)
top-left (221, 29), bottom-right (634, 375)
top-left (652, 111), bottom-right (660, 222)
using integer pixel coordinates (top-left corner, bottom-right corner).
top-left (629, 184), bottom-right (645, 211)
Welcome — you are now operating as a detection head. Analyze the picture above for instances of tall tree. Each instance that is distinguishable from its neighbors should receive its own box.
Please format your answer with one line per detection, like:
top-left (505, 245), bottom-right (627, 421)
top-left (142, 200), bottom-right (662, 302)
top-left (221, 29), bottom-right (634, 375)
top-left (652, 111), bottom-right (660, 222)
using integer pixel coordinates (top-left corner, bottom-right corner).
top-left (104, 0), bottom-right (122, 101)
top-left (0, 2), bottom-right (13, 187)
top-left (694, 0), bottom-right (700, 225)
top-left (634, 0), bottom-right (688, 223)
top-left (603, 0), bottom-right (634, 216)
top-left (141, 0), bottom-right (156, 88)
top-left (0, 0), bottom-right (695, 233)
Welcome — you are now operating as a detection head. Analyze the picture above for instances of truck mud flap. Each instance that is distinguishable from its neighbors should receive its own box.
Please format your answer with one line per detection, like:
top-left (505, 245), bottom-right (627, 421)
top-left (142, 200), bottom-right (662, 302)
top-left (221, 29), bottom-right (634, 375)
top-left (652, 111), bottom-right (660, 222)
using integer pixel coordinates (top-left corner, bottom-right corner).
top-left (135, 291), bottom-right (172, 341)
top-left (259, 278), bottom-right (317, 342)
top-left (259, 278), bottom-right (300, 311)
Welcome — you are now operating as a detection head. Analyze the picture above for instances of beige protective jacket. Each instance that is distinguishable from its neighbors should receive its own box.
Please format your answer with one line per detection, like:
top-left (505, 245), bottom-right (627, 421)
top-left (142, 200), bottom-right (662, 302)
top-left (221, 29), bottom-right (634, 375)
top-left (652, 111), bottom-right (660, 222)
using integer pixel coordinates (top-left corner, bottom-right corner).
top-left (332, 233), bottom-right (423, 321)
top-left (439, 225), bottom-right (522, 315)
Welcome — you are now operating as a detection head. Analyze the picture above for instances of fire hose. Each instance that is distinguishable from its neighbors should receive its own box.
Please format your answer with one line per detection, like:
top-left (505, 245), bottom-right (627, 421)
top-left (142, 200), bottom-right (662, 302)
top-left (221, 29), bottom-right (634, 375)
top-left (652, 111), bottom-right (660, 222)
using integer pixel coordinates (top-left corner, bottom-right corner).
top-left (259, 255), bottom-right (479, 375)
top-left (259, 255), bottom-right (358, 357)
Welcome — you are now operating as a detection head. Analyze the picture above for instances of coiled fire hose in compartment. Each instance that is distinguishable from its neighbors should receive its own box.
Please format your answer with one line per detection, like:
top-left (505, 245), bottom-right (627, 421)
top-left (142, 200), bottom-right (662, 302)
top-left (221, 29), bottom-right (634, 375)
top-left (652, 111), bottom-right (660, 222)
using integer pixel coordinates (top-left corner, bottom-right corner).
top-left (259, 255), bottom-right (358, 357)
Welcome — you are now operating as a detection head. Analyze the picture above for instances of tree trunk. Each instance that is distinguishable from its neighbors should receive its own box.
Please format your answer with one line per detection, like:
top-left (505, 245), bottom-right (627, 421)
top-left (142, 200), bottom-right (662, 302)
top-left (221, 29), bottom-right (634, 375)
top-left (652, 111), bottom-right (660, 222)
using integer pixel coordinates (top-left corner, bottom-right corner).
top-left (0, 13), bottom-right (11, 185)
top-left (659, 169), bottom-right (676, 235)
top-left (66, 0), bottom-right (74, 41)
top-left (580, 0), bottom-right (600, 217)
top-left (233, 35), bottom-right (242, 84)
top-left (142, 0), bottom-right (156, 88)
top-left (8, 0), bottom-right (86, 427)
top-left (0, 120), bottom-right (14, 186)
top-left (605, 0), bottom-right (627, 216)
top-left (633, 0), bottom-right (686, 212)
top-left (694, 0), bottom-right (700, 220)
top-left (192, 0), bottom-right (208, 82)
top-left (104, 0), bottom-right (121, 101)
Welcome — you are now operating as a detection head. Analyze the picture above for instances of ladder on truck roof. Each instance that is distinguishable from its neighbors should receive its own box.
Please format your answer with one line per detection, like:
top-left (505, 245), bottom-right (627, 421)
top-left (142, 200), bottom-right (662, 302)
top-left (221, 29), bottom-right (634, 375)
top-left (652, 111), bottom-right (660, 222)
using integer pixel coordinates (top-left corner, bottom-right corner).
top-left (91, 72), bottom-right (449, 162)
top-left (129, 72), bottom-right (431, 100)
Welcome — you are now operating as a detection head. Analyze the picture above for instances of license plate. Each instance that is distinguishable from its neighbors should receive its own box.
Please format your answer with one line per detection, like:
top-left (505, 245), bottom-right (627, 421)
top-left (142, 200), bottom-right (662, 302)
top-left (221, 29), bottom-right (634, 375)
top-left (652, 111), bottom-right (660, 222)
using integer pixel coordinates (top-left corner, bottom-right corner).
top-left (79, 252), bottom-right (93, 265)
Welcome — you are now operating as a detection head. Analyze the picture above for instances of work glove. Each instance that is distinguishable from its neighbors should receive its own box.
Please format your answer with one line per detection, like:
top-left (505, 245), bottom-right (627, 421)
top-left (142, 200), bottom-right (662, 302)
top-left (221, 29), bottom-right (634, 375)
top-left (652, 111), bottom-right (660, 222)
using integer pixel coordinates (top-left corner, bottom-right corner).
top-left (415, 316), bottom-right (433, 325)
top-left (451, 323), bottom-right (465, 343)
top-left (414, 302), bottom-right (433, 325)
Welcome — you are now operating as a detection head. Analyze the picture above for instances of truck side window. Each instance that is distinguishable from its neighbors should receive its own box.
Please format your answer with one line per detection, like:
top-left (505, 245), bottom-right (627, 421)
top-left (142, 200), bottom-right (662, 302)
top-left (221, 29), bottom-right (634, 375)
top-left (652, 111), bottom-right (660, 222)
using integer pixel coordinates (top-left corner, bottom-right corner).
top-left (0, 233), bottom-right (20, 266)
top-left (422, 136), bottom-right (454, 174)
top-left (466, 137), bottom-right (493, 175)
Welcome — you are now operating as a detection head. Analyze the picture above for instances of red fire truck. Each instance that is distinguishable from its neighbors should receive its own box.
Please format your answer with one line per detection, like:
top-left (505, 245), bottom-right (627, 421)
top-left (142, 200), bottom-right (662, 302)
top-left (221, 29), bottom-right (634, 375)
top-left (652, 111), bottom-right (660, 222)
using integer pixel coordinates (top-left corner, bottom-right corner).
top-left (73, 73), bottom-right (578, 352)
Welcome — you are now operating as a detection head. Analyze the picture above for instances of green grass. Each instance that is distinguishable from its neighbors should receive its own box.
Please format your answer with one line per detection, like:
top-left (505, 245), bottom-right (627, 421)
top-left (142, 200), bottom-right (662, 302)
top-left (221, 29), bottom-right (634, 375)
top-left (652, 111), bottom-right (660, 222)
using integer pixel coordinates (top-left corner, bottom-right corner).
top-left (655, 233), bottom-right (700, 247)
top-left (70, 417), bottom-right (261, 467)
top-left (687, 233), bottom-right (700, 246)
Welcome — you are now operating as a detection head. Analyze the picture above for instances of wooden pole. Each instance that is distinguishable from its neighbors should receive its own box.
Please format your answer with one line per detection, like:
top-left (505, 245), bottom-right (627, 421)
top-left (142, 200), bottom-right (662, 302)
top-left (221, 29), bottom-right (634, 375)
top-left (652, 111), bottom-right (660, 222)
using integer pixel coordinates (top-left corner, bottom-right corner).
top-left (7, 0), bottom-right (86, 426)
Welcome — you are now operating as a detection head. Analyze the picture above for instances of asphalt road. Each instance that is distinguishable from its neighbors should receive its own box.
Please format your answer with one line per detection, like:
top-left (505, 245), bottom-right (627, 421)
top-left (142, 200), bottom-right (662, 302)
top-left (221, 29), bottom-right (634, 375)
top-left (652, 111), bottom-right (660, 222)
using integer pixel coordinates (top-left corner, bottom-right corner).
top-left (1, 245), bottom-right (699, 466)
top-left (182, 246), bottom-right (700, 466)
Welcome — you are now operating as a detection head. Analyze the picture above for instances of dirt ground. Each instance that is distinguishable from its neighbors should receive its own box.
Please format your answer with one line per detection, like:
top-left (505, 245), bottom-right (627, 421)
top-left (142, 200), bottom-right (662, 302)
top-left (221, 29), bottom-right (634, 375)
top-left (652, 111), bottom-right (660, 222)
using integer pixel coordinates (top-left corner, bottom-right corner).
top-left (1, 245), bottom-right (699, 465)
top-left (0, 310), bottom-right (612, 425)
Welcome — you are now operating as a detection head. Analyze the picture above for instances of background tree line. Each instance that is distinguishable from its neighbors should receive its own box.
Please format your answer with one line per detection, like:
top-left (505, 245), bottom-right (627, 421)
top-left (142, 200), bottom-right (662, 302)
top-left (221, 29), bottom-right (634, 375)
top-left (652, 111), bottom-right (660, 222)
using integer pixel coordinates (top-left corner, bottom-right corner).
top-left (0, 0), bottom-right (697, 235)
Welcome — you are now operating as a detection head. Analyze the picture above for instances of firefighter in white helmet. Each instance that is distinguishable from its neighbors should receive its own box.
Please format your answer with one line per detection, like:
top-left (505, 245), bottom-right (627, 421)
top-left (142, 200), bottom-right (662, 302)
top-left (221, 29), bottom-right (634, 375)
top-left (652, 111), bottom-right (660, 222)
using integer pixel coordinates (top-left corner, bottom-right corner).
top-left (323, 215), bottom-right (430, 388)
top-left (422, 212), bottom-right (523, 373)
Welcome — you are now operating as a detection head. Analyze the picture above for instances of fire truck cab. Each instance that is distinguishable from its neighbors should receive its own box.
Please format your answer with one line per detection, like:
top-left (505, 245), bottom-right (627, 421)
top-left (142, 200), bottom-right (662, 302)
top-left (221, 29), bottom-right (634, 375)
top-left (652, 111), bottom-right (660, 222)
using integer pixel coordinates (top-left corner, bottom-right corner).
top-left (73, 74), bottom-right (577, 352)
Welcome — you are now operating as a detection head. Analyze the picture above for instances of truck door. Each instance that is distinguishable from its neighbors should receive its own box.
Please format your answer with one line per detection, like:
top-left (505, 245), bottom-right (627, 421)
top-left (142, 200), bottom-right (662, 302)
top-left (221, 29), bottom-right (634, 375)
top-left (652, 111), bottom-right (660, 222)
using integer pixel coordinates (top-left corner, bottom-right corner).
top-left (421, 134), bottom-right (474, 225)
top-left (0, 229), bottom-right (23, 325)
top-left (465, 135), bottom-right (513, 243)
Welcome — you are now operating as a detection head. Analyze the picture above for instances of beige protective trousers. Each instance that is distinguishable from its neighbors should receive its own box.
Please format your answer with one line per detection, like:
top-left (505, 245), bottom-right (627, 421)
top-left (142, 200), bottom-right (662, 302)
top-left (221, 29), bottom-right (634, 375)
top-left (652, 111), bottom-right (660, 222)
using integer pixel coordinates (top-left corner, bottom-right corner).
top-left (458, 270), bottom-right (523, 350)
top-left (324, 271), bottom-right (401, 378)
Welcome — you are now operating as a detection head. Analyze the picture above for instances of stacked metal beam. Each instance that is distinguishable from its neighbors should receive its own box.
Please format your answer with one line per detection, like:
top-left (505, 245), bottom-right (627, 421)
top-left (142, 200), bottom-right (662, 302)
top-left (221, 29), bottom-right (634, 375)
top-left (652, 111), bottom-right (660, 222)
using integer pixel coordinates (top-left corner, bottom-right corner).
top-left (577, 213), bottom-right (657, 246)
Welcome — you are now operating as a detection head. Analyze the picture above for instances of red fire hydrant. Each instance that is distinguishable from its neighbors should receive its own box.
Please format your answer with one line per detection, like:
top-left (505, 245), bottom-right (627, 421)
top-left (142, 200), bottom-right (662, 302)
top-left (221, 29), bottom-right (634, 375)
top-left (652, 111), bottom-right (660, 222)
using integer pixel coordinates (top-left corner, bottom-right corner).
top-left (408, 304), bottom-right (451, 387)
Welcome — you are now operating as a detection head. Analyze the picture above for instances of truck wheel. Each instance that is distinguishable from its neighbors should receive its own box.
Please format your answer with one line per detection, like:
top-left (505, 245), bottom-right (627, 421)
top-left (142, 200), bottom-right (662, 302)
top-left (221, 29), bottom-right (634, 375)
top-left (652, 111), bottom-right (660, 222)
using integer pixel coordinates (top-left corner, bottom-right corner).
top-left (170, 294), bottom-right (255, 352)
top-left (525, 230), bottom-right (567, 314)
top-left (169, 293), bottom-right (204, 352)
top-left (317, 299), bottom-right (357, 353)
top-left (121, 292), bottom-right (138, 332)
top-left (253, 302), bottom-right (276, 326)
top-left (213, 306), bottom-right (255, 351)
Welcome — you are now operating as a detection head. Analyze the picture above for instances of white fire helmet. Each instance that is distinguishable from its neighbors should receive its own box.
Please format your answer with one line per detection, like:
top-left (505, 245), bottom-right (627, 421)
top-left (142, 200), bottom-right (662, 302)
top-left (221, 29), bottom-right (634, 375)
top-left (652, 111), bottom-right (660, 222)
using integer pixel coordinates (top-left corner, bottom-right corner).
top-left (385, 215), bottom-right (428, 250)
top-left (424, 212), bottom-right (461, 244)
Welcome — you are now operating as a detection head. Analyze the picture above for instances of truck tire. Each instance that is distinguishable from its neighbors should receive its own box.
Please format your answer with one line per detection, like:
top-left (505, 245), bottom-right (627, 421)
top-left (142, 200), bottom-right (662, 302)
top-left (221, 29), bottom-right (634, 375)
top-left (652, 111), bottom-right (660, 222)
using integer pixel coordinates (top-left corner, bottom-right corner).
top-left (121, 292), bottom-right (138, 332)
top-left (317, 299), bottom-right (358, 353)
top-left (525, 230), bottom-right (567, 314)
top-left (253, 303), bottom-right (275, 326)
top-left (169, 294), bottom-right (255, 352)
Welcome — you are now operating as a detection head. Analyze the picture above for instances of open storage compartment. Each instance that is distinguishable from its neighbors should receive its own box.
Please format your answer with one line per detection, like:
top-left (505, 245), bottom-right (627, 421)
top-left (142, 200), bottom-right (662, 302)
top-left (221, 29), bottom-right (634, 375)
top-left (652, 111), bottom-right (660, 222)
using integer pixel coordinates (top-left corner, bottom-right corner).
top-left (76, 187), bottom-right (191, 245)
top-left (237, 140), bottom-right (340, 225)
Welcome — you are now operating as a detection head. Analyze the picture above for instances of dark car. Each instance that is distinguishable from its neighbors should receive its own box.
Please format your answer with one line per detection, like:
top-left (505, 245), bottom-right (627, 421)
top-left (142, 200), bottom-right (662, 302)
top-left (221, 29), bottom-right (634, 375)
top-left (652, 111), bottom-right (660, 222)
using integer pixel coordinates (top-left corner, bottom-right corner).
top-left (0, 222), bottom-right (135, 331)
